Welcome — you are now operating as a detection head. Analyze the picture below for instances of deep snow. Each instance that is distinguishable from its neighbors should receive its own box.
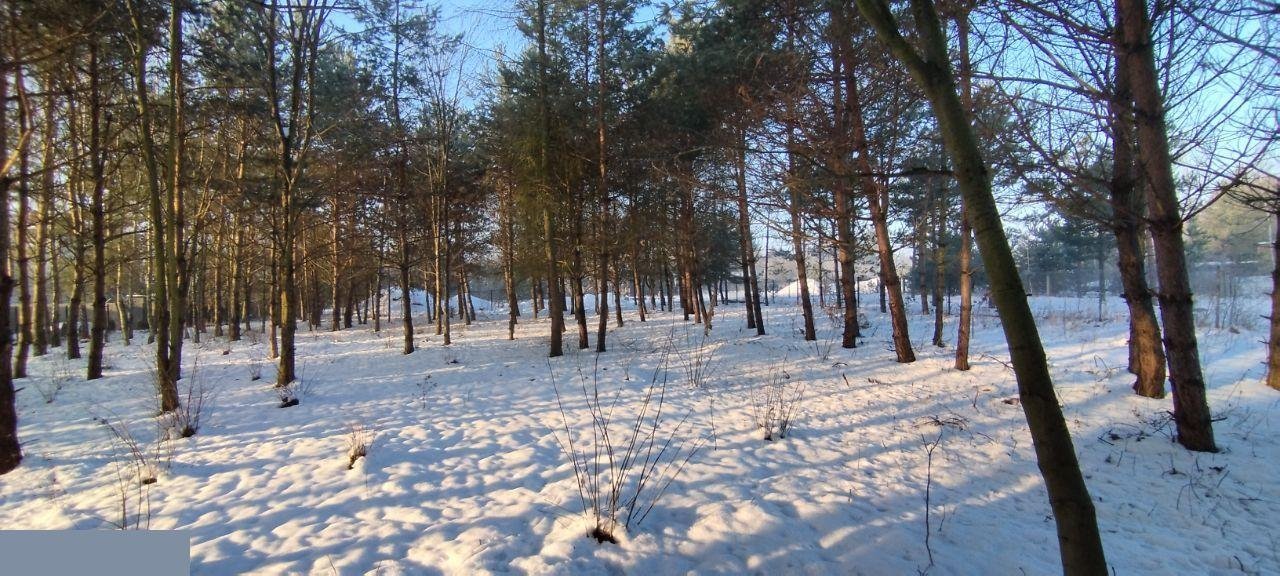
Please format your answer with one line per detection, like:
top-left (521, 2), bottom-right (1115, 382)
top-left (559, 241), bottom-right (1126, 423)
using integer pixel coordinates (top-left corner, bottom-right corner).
top-left (1, 295), bottom-right (1276, 575)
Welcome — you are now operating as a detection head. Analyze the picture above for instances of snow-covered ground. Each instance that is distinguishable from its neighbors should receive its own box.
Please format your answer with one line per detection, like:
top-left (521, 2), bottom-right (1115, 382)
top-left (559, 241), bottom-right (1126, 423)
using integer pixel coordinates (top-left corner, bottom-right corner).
top-left (1, 296), bottom-right (1276, 575)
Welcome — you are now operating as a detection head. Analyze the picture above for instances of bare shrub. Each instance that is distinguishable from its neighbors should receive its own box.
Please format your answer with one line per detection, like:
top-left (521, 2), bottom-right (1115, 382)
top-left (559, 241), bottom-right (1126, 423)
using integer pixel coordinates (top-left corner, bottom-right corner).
top-left (751, 362), bottom-right (805, 441)
top-left (345, 423), bottom-right (374, 470)
top-left (153, 358), bottom-right (211, 438)
top-left (682, 331), bottom-right (717, 389)
top-left (275, 382), bottom-right (299, 408)
top-left (35, 357), bottom-right (74, 404)
top-left (273, 362), bottom-right (312, 408)
top-left (248, 361), bottom-right (263, 382)
top-left (96, 416), bottom-right (162, 529)
top-left (168, 380), bottom-right (208, 439)
top-left (551, 349), bottom-right (704, 544)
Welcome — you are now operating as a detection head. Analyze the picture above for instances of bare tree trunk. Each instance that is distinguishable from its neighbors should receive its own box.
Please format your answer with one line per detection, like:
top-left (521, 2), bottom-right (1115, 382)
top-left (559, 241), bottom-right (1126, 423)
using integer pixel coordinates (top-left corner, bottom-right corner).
top-left (167, 0), bottom-right (186, 385)
top-left (572, 230), bottom-right (588, 349)
top-left (855, 0), bottom-right (1107, 571)
top-left (229, 224), bottom-right (243, 341)
top-left (632, 255), bottom-right (647, 322)
top-left (14, 63), bottom-right (32, 378)
top-left (502, 187), bottom-right (518, 340)
top-left (1267, 212), bottom-right (1280, 391)
top-left (0, 24), bottom-right (24, 474)
top-left (33, 83), bottom-right (55, 357)
top-left (125, 0), bottom-right (176, 408)
top-left (116, 262), bottom-right (132, 346)
top-left (850, 74), bottom-right (913, 361)
top-left (786, 127), bottom-right (816, 340)
top-left (953, 6), bottom-right (974, 370)
top-left (537, 0), bottom-right (563, 358)
top-left (612, 256), bottom-right (623, 327)
top-left (1119, 0), bottom-right (1215, 452)
top-left (931, 188), bottom-right (946, 348)
top-left (87, 42), bottom-right (109, 380)
top-left (331, 193), bottom-right (342, 332)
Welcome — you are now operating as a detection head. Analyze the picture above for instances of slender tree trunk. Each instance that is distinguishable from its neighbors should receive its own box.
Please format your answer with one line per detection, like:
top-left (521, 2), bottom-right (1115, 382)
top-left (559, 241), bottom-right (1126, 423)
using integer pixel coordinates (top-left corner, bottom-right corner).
top-left (87, 42), bottom-right (109, 380)
top-left (612, 256), bottom-right (623, 327)
top-left (51, 247), bottom-right (62, 348)
top-left (538, 0), bottom-right (563, 358)
top-left (633, 255), bottom-right (647, 322)
top-left (229, 224), bottom-right (242, 341)
top-left (850, 77), bottom-right (913, 361)
top-left (33, 83), bottom-right (55, 357)
top-left (954, 6), bottom-right (974, 369)
top-left (116, 262), bottom-right (132, 346)
top-left (572, 227), bottom-right (588, 349)
top-left (502, 187), bottom-right (518, 340)
top-left (167, 0), bottom-right (186, 385)
top-left (0, 25), bottom-right (24, 475)
top-left (785, 116), bottom-right (816, 340)
top-left (931, 189), bottom-right (946, 348)
top-left (125, 0), bottom-right (176, 408)
top-left (1119, 0), bottom-right (1215, 451)
top-left (855, 0), bottom-right (1107, 571)
top-left (1267, 212), bottom-right (1280, 391)
top-left (331, 194), bottom-right (341, 331)
top-left (14, 63), bottom-right (32, 378)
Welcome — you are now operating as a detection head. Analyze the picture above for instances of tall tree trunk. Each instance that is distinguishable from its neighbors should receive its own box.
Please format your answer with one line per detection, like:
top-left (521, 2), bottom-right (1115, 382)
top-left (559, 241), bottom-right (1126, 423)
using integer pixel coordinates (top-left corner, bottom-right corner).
top-left (830, 11), bottom-right (860, 348)
top-left (51, 243), bottom-right (61, 348)
top-left (594, 0), bottom-right (610, 352)
top-left (786, 135), bottom-right (816, 341)
top-left (931, 187), bottom-right (946, 348)
top-left (732, 128), bottom-right (763, 335)
top-left (855, 0), bottom-right (1107, 571)
top-left (14, 63), bottom-right (32, 378)
top-left (612, 256), bottom-right (623, 327)
top-left (116, 262), bottom-right (132, 346)
top-left (167, 0), bottom-right (186, 385)
top-left (126, 0), bottom-right (176, 409)
top-left (633, 254), bottom-right (647, 322)
top-left (434, 197), bottom-right (452, 345)
top-left (538, 0), bottom-right (564, 358)
top-left (229, 223), bottom-right (243, 341)
top-left (87, 42), bottom-right (109, 380)
top-left (1118, 0), bottom-right (1216, 452)
top-left (33, 82), bottom-right (55, 357)
top-left (1267, 211), bottom-right (1280, 391)
top-left (0, 23), bottom-right (24, 475)
top-left (1108, 0), bottom-right (1163, 400)
top-left (953, 5), bottom-right (974, 370)
top-left (502, 186), bottom-right (518, 340)
top-left (331, 193), bottom-right (341, 331)
top-left (572, 224), bottom-right (588, 349)
top-left (850, 71), bottom-right (914, 362)
top-left (65, 90), bottom-right (85, 363)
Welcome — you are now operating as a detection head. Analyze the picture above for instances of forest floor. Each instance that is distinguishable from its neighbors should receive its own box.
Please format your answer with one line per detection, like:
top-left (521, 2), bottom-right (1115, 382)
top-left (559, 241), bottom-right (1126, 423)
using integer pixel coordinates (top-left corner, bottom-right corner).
top-left (1, 294), bottom-right (1277, 575)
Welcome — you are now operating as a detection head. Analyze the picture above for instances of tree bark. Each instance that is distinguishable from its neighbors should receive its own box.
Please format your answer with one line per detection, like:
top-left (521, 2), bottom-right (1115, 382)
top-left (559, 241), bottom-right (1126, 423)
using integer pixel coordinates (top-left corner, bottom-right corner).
top-left (0, 24), bottom-right (24, 475)
top-left (1267, 211), bottom-right (1280, 391)
top-left (953, 5), bottom-right (974, 370)
top-left (125, 0), bottom-right (177, 408)
top-left (14, 63), bottom-right (32, 378)
top-left (33, 82), bottom-right (55, 357)
top-left (849, 70), bottom-right (914, 362)
top-left (1119, 0), bottom-right (1215, 451)
top-left (87, 42), bottom-right (109, 380)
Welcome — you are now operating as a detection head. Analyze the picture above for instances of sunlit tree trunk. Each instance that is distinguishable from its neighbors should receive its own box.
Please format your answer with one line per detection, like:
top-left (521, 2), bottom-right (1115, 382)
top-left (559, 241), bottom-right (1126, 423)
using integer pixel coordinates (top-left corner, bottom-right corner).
top-left (855, 0), bottom-right (1107, 571)
top-left (1118, 0), bottom-right (1215, 451)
